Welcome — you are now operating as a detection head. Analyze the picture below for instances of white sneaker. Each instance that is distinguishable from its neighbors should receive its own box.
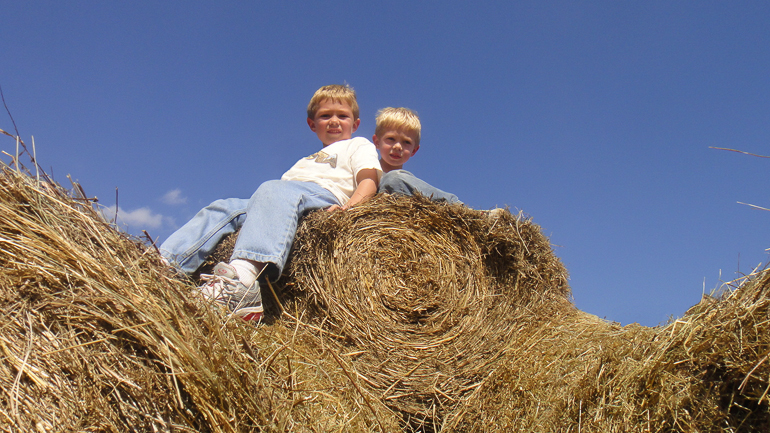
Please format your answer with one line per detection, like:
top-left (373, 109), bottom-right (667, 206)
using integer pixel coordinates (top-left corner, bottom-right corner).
top-left (198, 263), bottom-right (264, 322)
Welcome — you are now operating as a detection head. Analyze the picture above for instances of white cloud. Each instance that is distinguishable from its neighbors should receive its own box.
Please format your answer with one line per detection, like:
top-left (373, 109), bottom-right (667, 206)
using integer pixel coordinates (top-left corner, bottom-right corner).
top-left (161, 189), bottom-right (187, 205)
top-left (102, 206), bottom-right (166, 229)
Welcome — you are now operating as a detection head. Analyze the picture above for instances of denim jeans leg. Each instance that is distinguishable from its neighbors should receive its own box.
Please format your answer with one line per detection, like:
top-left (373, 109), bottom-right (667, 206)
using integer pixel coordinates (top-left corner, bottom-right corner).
top-left (379, 169), bottom-right (461, 204)
top-left (231, 180), bottom-right (339, 280)
top-left (159, 198), bottom-right (249, 274)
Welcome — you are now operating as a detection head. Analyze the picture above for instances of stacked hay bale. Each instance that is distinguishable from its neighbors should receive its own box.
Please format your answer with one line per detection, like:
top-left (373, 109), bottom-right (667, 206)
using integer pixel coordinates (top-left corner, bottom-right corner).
top-left (2, 157), bottom-right (769, 432)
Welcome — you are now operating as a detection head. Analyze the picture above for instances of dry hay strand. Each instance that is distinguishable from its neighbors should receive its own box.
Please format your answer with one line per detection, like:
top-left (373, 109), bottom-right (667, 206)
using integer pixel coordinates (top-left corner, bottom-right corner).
top-left (265, 194), bottom-right (572, 428)
top-left (0, 161), bottom-right (402, 432)
top-left (444, 268), bottom-right (770, 432)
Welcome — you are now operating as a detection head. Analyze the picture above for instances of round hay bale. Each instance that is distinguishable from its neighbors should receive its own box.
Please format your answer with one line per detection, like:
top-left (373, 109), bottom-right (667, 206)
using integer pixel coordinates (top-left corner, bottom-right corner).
top-left (283, 194), bottom-right (572, 425)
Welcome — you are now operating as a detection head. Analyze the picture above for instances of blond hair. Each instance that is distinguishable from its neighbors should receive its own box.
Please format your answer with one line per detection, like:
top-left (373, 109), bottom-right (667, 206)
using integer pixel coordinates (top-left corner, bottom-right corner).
top-left (306, 84), bottom-right (359, 120)
top-left (375, 107), bottom-right (421, 145)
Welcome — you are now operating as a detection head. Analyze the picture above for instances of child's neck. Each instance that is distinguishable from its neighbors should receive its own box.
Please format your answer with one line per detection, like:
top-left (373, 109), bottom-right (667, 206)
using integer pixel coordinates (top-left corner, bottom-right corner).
top-left (379, 159), bottom-right (402, 173)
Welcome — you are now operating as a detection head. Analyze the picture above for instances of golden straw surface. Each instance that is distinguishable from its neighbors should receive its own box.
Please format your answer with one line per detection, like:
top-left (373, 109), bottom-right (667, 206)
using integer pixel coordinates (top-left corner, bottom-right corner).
top-left (282, 194), bottom-right (572, 426)
top-left (2, 157), bottom-right (769, 432)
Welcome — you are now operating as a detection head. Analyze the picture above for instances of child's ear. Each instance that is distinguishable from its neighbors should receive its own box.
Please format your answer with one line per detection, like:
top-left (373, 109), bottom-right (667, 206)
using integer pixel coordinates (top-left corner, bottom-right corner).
top-left (412, 144), bottom-right (420, 155)
top-left (307, 118), bottom-right (316, 132)
top-left (372, 134), bottom-right (379, 146)
top-left (352, 118), bottom-right (361, 133)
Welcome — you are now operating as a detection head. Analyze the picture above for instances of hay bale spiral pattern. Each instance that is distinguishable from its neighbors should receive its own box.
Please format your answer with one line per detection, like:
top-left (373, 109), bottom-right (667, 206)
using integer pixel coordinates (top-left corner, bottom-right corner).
top-left (287, 194), bottom-right (571, 421)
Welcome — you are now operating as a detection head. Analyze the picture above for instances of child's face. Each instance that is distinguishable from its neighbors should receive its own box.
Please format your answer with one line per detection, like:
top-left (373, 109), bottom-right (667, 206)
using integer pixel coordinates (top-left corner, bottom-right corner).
top-left (373, 128), bottom-right (420, 172)
top-left (307, 99), bottom-right (360, 146)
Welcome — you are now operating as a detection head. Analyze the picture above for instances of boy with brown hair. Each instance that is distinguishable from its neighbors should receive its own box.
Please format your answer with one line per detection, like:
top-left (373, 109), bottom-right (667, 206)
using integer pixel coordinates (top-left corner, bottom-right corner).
top-left (373, 107), bottom-right (460, 203)
top-left (160, 84), bottom-right (381, 321)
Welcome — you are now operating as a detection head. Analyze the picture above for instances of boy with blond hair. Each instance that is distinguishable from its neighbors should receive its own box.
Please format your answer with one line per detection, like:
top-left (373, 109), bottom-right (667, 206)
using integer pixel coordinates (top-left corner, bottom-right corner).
top-left (373, 107), bottom-right (460, 203)
top-left (160, 84), bottom-right (381, 321)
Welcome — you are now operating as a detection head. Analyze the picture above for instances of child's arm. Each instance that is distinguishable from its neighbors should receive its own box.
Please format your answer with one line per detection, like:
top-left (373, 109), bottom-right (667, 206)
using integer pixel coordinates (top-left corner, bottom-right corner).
top-left (327, 168), bottom-right (379, 212)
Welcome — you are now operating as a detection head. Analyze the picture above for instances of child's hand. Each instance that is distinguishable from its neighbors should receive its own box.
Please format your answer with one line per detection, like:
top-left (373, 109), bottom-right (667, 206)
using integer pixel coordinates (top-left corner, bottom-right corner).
top-left (326, 204), bottom-right (346, 212)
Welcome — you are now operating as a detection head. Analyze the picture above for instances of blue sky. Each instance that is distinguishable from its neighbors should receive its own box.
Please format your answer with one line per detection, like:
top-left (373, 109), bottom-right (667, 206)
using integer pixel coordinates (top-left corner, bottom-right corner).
top-left (2, 1), bottom-right (768, 327)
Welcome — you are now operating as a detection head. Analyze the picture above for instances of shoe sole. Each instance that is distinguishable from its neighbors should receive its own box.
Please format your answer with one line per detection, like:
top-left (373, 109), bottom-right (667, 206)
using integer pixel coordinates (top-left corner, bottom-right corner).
top-left (234, 306), bottom-right (264, 322)
top-left (239, 312), bottom-right (263, 322)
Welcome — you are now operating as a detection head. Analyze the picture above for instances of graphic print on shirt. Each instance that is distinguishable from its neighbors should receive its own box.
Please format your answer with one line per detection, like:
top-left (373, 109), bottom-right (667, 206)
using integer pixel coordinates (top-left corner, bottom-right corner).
top-left (304, 151), bottom-right (337, 168)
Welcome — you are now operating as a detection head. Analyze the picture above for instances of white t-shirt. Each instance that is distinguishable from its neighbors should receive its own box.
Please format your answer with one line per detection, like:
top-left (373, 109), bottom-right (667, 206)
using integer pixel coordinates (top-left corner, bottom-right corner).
top-left (281, 137), bottom-right (382, 205)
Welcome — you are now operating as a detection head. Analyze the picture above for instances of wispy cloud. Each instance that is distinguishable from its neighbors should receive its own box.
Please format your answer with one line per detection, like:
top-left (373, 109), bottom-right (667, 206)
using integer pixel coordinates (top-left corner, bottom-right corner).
top-left (161, 189), bottom-right (187, 205)
top-left (101, 206), bottom-right (175, 230)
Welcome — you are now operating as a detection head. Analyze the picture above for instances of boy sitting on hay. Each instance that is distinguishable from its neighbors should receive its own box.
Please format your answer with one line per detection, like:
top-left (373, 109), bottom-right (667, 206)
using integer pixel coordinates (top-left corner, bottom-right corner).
top-left (376, 108), bottom-right (460, 204)
top-left (160, 84), bottom-right (379, 321)
top-left (160, 85), bottom-right (448, 322)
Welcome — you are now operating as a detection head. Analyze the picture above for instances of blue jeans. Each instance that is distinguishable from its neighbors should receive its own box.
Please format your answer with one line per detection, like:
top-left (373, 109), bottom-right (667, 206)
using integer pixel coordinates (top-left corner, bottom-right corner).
top-left (159, 180), bottom-right (339, 279)
top-left (379, 170), bottom-right (461, 204)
